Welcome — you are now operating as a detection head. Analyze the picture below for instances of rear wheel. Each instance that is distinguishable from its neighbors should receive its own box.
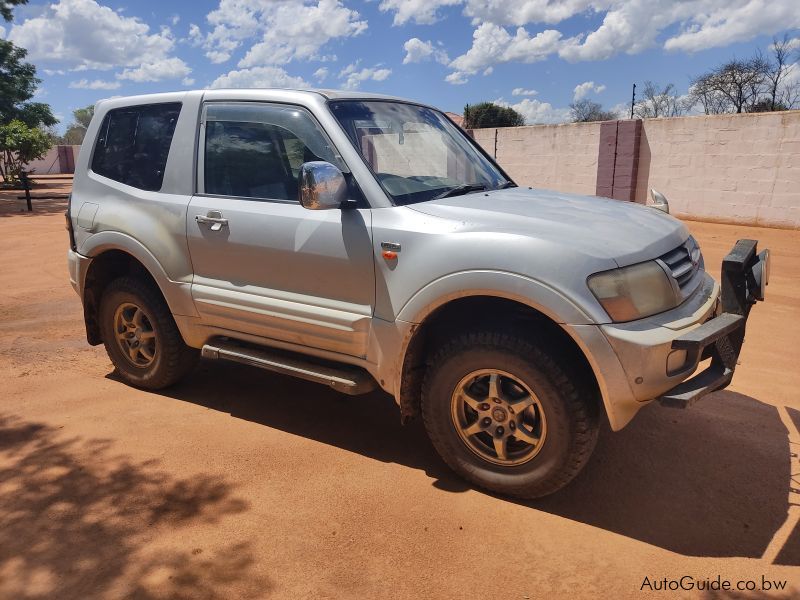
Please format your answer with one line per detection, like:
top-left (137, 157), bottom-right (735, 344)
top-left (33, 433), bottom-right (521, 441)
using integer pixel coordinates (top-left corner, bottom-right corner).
top-left (422, 330), bottom-right (598, 498)
top-left (99, 277), bottom-right (197, 389)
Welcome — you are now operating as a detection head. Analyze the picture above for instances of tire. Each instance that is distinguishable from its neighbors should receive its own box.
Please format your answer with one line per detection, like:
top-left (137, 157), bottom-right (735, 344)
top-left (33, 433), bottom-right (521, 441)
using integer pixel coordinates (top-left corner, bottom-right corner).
top-left (422, 330), bottom-right (599, 499)
top-left (99, 276), bottom-right (198, 390)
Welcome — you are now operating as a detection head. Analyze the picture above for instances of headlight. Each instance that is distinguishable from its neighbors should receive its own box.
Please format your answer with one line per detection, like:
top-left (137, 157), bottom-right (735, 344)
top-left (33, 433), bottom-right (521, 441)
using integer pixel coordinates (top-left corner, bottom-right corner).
top-left (587, 261), bottom-right (677, 322)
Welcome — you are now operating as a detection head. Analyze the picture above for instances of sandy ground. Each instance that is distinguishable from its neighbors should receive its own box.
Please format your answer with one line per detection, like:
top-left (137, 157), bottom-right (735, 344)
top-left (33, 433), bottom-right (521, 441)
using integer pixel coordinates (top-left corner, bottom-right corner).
top-left (1, 184), bottom-right (799, 599)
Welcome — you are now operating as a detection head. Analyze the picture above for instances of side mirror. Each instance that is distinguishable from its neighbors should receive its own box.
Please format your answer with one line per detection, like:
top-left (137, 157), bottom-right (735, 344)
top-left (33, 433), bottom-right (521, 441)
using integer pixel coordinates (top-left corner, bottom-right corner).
top-left (298, 161), bottom-right (347, 210)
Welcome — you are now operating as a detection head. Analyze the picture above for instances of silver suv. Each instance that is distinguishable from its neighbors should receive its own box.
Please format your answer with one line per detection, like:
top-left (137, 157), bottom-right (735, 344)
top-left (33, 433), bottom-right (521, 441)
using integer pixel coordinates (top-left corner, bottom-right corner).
top-left (67, 89), bottom-right (769, 498)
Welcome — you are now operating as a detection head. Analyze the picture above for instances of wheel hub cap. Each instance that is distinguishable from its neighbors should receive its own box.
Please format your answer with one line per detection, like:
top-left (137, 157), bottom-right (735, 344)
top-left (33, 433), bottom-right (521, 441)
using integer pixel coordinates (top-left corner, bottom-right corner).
top-left (491, 407), bottom-right (508, 422)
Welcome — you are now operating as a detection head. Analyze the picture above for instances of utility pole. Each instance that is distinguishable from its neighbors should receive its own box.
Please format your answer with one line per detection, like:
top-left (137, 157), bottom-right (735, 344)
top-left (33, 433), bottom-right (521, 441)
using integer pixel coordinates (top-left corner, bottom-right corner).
top-left (629, 83), bottom-right (636, 119)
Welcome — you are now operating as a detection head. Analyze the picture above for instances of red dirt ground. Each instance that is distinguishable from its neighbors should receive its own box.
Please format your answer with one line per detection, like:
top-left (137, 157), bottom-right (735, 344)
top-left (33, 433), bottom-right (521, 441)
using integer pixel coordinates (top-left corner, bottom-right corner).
top-left (1, 185), bottom-right (799, 598)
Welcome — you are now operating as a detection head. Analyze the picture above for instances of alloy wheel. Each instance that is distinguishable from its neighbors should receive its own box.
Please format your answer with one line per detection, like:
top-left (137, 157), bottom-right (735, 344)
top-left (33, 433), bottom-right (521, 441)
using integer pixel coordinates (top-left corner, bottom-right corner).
top-left (450, 369), bottom-right (547, 466)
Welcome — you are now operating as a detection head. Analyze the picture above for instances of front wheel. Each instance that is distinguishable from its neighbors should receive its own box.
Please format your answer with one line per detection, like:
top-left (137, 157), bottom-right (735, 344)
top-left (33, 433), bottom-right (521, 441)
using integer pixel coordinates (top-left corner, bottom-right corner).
top-left (421, 331), bottom-right (599, 499)
top-left (99, 277), bottom-right (198, 390)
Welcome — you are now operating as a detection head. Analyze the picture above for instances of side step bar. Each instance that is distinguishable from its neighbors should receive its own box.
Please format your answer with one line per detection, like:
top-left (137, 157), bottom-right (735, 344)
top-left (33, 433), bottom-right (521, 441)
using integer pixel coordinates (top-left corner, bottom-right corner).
top-left (201, 341), bottom-right (377, 396)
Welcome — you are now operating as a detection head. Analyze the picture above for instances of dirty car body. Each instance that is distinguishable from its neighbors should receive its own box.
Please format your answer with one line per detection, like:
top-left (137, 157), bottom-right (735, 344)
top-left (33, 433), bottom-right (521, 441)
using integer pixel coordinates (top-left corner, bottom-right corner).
top-left (66, 89), bottom-right (769, 498)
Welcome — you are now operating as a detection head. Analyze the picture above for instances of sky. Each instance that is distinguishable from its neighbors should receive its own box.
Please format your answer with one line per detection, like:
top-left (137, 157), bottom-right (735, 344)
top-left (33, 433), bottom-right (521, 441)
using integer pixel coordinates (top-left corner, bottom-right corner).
top-left (2, 0), bottom-right (799, 131)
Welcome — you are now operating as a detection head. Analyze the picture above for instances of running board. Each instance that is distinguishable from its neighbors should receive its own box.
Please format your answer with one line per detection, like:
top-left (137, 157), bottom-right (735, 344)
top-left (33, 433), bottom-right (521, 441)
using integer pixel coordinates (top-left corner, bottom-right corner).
top-left (201, 341), bottom-right (377, 396)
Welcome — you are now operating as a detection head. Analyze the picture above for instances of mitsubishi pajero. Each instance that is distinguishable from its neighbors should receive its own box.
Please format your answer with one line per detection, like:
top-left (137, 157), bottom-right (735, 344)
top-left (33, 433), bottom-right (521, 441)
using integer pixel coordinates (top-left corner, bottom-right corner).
top-left (67, 89), bottom-right (769, 498)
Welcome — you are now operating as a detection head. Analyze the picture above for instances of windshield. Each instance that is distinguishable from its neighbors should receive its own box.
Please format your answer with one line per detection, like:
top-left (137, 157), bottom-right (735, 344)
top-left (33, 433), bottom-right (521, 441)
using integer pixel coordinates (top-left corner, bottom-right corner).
top-left (329, 101), bottom-right (512, 205)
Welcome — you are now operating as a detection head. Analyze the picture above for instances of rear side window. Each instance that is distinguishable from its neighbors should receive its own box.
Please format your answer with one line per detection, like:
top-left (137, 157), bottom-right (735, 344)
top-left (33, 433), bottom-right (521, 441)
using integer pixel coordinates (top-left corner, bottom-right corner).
top-left (91, 103), bottom-right (182, 191)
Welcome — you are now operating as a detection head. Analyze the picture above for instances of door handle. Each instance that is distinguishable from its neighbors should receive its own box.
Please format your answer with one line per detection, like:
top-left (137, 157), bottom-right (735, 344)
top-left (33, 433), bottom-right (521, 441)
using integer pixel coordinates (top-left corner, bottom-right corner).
top-left (196, 211), bottom-right (228, 232)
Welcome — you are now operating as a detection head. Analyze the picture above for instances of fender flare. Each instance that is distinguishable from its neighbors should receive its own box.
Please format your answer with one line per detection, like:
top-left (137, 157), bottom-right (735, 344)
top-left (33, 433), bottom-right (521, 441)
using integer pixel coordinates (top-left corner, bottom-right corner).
top-left (387, 270), bottom-right (630, 426)
top-left (396, 270), bottom-right (593, 326)
top-left (80, 231), bottom-right (198, 317)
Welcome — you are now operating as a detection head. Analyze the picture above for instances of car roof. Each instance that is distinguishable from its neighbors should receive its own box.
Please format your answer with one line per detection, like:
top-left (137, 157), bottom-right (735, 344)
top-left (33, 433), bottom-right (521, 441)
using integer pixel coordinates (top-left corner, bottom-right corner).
top-left (95, 88), bottom-right (436, 112)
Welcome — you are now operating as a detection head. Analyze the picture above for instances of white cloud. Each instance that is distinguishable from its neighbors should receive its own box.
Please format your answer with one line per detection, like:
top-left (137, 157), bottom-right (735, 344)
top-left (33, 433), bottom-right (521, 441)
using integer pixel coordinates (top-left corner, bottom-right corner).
top-left (0, 25), bottom-right (5, 38)
top-left (384, 1), bottom-right (800, 68)
top-left (379, 0), bottom-right (461, 25)
top-left (664, 1), bottom-right (800, 53)
top-left (494, 97), bottom-right (571, 124)
top-left (210, 66), bottom-right (310, 89)
top-left (573, 80), bottom-right (606, 101)
top-left (69, 78), bottom-right (121, 90)
top-left (448, 24), bottom-right (565, 83)
top-left (9, 0), bottom-right (178, 71)
top-left (402, 38), bottom-right (449, 65)
top-left (182, 77), bottom-right (195, 86)
top-left (313, 67), bottom-right (329, 82)
top-left (462, 0), bottom-right (599, 26)
top-left (465, 1), bottom-right (800, 57)
top-left (512, 87), bottom-right (538, 96)
top-left (117, 57), bottom-right (191, 83)
top-left (559, 1), bottom-right (677, 61)
top-left (445, 71), bottom-right (468, 85)
top-left (378, 0), bottom-right (601, 29)
top-left (194, 0), bottom-right (367, 67)
top-left (559, 1), bottom-right (800, 61)
top-left (339, 62), bottom-right (391, 90)
top-left (170, 14), bottom-right (180, 26)
top-left (188, 23), bottom-right (203, 45)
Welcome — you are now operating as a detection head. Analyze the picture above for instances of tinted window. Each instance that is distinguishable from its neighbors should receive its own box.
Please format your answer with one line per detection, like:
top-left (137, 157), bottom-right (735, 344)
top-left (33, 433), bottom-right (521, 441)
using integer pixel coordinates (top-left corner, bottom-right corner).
top-left (92, 103), bottom-right (182, 191)
top-left (203, 103), bottom-right (346, 201)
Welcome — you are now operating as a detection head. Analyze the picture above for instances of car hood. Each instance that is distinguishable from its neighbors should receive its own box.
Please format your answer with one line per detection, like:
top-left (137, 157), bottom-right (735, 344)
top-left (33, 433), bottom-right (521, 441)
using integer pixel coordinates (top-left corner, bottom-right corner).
top-left (406, 186), bottom-right (688, 267)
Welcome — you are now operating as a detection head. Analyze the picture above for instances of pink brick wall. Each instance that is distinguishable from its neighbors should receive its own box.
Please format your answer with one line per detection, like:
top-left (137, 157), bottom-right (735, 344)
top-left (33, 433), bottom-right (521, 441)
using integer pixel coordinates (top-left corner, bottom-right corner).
top-left (473, 122), bottom-right (600, 196)
top-left (472, 110), bottom-right (800, 229)
top-left (25, 145), bottom-right (81, 175)
top-left (636, 112), bottom-right (800, 229)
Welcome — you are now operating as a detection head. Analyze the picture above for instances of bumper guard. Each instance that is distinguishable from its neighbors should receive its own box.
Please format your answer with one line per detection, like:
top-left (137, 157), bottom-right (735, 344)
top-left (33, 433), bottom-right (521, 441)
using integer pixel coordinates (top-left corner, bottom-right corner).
top-left (658, 239), bottom-right (769, 408)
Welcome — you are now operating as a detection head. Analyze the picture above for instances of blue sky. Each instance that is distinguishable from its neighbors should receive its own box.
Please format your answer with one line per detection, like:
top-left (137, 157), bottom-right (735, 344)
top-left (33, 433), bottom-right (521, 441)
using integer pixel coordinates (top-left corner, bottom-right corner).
top-left (2, 0), bottom-right (798, 131)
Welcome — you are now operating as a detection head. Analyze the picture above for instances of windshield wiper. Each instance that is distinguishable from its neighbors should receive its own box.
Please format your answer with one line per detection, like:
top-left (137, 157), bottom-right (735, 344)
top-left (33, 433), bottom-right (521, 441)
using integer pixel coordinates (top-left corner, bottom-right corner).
top-left (432, 183), bottom-right (487, 200)
top-left (498, 181), bottom-right (517, 189)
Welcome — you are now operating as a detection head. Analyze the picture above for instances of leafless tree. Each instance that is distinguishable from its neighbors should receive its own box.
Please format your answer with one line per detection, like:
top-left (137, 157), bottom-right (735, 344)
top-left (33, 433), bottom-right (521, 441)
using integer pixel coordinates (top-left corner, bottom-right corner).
top-left (689, 57), bottom-right (768, 114)
top-left (687, 76), bottom-right (731, 115)
top-left (764, 33), bottom-right (800, 110)
top-left (651, 35), bottom-right (799, 117)
top-left (634, 81), bottom-right (686, 118)
top-left (569, 99), bottom-right (618, 122)
top-left (784, 82), bottom-right (800, 110)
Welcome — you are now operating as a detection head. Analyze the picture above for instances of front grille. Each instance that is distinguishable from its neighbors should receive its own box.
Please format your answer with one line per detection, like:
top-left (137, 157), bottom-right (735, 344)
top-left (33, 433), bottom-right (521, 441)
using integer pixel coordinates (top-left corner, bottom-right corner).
top-left (659, 237), bottom-right (702, 289)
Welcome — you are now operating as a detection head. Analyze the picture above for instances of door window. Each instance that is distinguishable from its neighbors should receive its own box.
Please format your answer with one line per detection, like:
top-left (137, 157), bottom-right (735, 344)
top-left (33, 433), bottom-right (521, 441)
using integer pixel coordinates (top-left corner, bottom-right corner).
top-left (203, 103), bottom-right (347, 202)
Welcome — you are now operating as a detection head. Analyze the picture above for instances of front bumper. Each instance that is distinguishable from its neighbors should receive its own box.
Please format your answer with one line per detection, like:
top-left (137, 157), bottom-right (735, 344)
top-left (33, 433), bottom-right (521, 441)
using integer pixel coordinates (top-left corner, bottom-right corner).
top-left (583, 238), bottom-right (769, 429)
top-left (658, 239), bottom-right (769, 408)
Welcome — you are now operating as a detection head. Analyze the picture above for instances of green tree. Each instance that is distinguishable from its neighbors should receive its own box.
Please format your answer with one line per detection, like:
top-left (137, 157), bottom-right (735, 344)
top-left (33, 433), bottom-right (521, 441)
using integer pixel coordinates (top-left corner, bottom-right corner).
top-left (1, 0), bottom-right (27, 22)
top-left (748, 98), bottom-right (789, 113)
top-left (0, 119), bottom-right (51, 181)
top-left (0, 40), bottom-right (56, 127)
top-left (463, 102), bottom-right (525, 129)
top-left (0, 38), bottom-right (56, 182)
top-left (62, 105), bottom-right (95, 145)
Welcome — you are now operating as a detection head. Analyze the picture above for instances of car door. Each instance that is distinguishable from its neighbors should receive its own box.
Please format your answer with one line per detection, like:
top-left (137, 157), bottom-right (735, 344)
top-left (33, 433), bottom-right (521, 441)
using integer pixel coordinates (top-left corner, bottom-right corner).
top-left (186, 101), bottom-right (375, 358)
